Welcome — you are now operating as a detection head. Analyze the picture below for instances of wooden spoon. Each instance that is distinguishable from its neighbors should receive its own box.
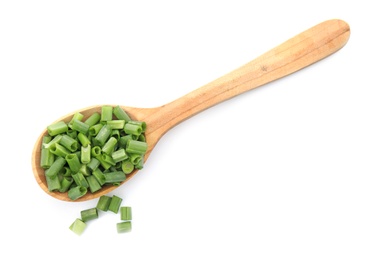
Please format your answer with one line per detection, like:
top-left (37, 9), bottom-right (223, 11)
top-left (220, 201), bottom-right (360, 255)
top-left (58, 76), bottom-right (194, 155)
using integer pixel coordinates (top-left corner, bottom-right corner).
top-left (32, 19), bottom-right (350, 202)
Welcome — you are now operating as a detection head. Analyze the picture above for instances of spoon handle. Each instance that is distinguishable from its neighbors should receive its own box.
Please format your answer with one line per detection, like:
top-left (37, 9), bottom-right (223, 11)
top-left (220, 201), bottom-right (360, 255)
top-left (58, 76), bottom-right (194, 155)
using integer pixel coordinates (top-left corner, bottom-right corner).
top-left (146, 19), bottom-right (350, 138)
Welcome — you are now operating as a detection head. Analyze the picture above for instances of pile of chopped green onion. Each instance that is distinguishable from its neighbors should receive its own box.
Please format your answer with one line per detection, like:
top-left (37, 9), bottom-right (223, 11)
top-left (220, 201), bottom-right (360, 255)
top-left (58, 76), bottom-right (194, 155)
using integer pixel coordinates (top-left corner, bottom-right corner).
top-left (69, 194), bottom-right (132, 235)
top-left (40, 105), bottom-right (148, 200)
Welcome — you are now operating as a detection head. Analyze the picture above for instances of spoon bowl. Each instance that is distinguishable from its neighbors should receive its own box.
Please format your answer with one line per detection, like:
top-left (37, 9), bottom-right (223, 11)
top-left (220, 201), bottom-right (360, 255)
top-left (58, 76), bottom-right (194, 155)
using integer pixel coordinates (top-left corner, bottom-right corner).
top-left (32, 19), bottom-right (350, 202)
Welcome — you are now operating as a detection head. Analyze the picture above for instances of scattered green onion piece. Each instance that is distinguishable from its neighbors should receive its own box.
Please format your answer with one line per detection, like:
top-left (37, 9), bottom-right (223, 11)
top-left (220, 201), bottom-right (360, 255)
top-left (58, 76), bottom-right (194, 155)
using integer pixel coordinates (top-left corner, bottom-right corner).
top-left (45, 157), bottom-right (66, 179)
top-left (121, 160), bottom-right (134, 174)
top-left (84, 112), bottom-right (101, 126)
top-left (81, 208), bottom-right (98, 222)
top-left (68, 186), bottom-right (87, 200)
top-left (96, 195), bottom-right (111, 211)
top-left (118, 135), bottom-right (133, 148)
top-left (87, 175), bottom-right (101, 193)
top-left (78, 164), bottom-right (90, 176)
top-left (108, 195), bottom-right (123, 213)
top-left (129, 153), bottom-right (143, 165)
top-left (102, 153), bottom-right (116, 166)
top-left (47, 121), bottom-right (68, 136)
top-left (59, 166), bottom-right (72, 177)
top-left (116, 221), bottom-right (132, 233)
top-left (120, 206), bottom-right (132, 221)
top-left (101, 105), bottom-right (113, 122)
top-left (69, 218), bottom-right (87, 235)
top-left (113, 105), bottom-right (131, 122)
top-left (128, 120), bottom-right (147, 132)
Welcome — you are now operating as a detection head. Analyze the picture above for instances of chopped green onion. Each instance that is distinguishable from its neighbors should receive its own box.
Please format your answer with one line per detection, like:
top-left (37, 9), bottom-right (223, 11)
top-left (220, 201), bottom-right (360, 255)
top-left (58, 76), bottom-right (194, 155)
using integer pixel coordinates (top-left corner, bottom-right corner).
top-left (68, 186), bottom-right (87, 200)
top-left (86, 157), bottom-right (100, 171)
top-left (112, 148), bottom-right (129, 163)
top-left (81, 208), bottom-right (98, 222)
top-left (84, 112), bottom-right (101, 126)
top-left (104, 171), bottom-right (126, 184)
top-left (69, 218), bottom-right (87, 235)
top-left (77, 132), bottom-right (91, 147)
top-left (96, 195), bottom-right (112, 211)
top-left (65, 153), bottom-right (82, 173)
top-left (81, 144), bottom-right (91, 164)
top-left (45, 157), bottom-right (66, 179)
top-left (108, 195), bottom-right (123, 213)
top-left (92, 168), bottom-right (106, 186)
top-left (120, 206), bottom-right (132, 221)
top-left (94, 124), bottom-right (112, 147)
top-left (59, 176), bottom-right (73, 192)
top-left (126, 140), bottom-right (148, 155)
top-left (59, 134), bottom-right (79, 152)
top-left (49, 143), bottom-right (70, 158)
top-left (86, 175), bottom-right (101, 193)
top-left (71, 119), bottom-right (89, 135)
top-left (123, 122), bottom-right (142, 136)
top-left (101, 136), bottom-right (118, 155)
top-left (40, 136), bottom-right (54, 169)
top-left (116, 221), bottom-right (132, 233)
top-left (46, 172), bottom-right (61, 191)
top-left (89, 123), bottom-right (103, 137)
top-left (72, 172), bottom-right (89, 188)
top-left (101, 105), bottom-right (113, 122)
top-left (113, 105), bottom-right (131, 122)
top-left (121, 160), bottom-right (134, 174)
top-left (68, 112), bottom-right (84, 129)
top-left (47, 121), bottom-right (68, 136)
top-left (107, 120), bottom-right (125, 130)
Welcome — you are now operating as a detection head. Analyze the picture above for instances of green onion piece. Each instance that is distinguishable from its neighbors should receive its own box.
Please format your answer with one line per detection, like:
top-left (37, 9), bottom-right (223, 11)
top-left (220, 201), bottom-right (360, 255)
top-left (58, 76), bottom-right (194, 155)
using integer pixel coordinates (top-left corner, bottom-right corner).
top-left (45, 157), bottom-right (66, 179)
top-left (81, 144), bottom-right (91, 164)
top-left (92, 168), bottom-right (106, 186)
top-left (86, 157), bottom-right (100, 171)
top-left (89, 123), bottom-right (103, 137)
top-left (94, 125), bottom-right (112, 147)
top-left (116, 221), bottom-right (132, 233)
top-left (43, 134), bottom-right (62, 149)
top-left (96, 195), bottom-right (112, 211)
top-left (59, 134), bottom-right (79, 152)
top-left (59, 166), bottom-right (72, 177)
top-left (77, 132), bottom-right (91, 147)
top-left (123, 122), bottom-right (142, 136)
top-left (68, 186), bottom-right (87, 200)
top-left (120, 206), bottom-right (132, 221)
top-left (65, 153), bottom-right (82, 173)
top-left (121, 160), bottom-right (134, 174)
top-left (96, 154), bottom-right (112, 170)
top-left (110, 129), bottom-right (120, 140)
top-left (84, 112), bottom-right (101, 126)
top-left (112, 148), bottom-right (128, 163)
top-left (86, 175), bottom-right (101, 193)
top-left (40, 136), bottom-right (54, 169)
top-left (129, 153), bottom-right (143, 165)
top-left (45, 172), bottom-right (61, 191)
top-left (69, 218), bottom-right (87, 235)
top-left (79, 164), bottom-right (90, 176)
top-left (118, 135), bottom-right (133, 148)
top-left (106, 120), bottom-right (125, 130)
top-left (59, 176), bottom-right (73, 192)
top-left (80, 208), bottom-right (98, 222)
top-left (91, 146), bottom-right (102, 157)
top-left (47, 121), bottom-right (68, 136)
top-left (49, 143), bottom-right (70, 158)
top-left (102, 136), bottom-right (118, 155)
top-left (104, 171), bottom-right (126, 184)
top-left (126, 140), bottom-right (148, 155)
top-left (113, 105), bottom-right (131, 122)
top-left (101, 105), bottom-right (113, 122)
top-left (102, 153), bottom-right (116, 166)
top-left (108, 195), bottom-right (123, 213)
top-left (72, 172), bottom-right (89, 188)
top-left (68, 112), bottom-right (84, 129)
top-left (128, 120), bottom-right (147, 132)
top-left (71, 119), bottom-right (90, 135)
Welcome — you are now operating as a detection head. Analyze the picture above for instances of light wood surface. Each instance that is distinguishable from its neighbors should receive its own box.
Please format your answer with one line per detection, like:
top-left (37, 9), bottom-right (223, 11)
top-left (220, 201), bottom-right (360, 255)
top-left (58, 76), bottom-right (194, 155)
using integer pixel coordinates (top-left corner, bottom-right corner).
top-left (31, 19), bottom-right (350, 202)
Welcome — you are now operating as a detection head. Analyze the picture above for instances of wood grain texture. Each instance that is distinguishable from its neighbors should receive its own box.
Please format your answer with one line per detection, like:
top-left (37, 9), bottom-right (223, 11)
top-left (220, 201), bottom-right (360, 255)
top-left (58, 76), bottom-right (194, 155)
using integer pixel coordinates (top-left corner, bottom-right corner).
top-left (31, 19), bottom-right (350, 202)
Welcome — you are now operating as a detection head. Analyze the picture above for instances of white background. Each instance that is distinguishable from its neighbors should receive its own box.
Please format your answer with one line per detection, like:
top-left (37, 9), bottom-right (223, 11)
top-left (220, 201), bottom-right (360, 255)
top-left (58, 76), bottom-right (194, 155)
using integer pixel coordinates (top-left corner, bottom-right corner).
top-left (1, 1), bottom-right (382, 259)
